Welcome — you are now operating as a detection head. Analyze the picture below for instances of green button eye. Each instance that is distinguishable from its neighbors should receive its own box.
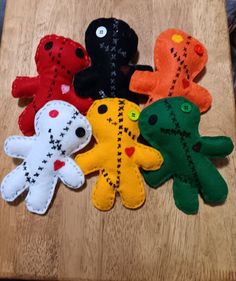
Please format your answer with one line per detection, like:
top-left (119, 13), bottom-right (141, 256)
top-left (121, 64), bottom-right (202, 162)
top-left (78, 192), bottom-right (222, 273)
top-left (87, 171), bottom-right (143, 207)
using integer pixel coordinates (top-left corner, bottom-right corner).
top-left (181, 102), bottom-right (192, 113)
top-left (128, 110), bottom-right (139, 121)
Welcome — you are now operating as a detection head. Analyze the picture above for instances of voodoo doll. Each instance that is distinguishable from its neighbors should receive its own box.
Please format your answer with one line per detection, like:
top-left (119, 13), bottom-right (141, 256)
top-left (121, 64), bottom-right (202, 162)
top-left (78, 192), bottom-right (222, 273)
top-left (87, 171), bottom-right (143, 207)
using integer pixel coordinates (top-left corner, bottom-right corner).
top-left (130, 29), bottom-right (212, 112)
top-left (139, 97), bottom-right (233, 214)
top-left (75, 98), bottom-right (163, 211)
top-left (74, 18), bottom-right (152, 103)
top-left (1, 101), bottom-right (92, 214)
top-left (12, 34), bottom-right (92, 136)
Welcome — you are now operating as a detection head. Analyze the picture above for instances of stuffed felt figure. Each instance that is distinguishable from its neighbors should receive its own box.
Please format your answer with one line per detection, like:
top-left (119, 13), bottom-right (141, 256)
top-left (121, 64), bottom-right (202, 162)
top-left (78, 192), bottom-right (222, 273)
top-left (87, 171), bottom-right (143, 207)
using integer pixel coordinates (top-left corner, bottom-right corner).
top-left (130, 29), bottom-right (212, 112)
top-left (75, 98), bottom-right (163, 211)
top-left (12, 34), bottom-right (93, 136)
top-left (139, 97), bottom-right (234, 214)
top-left (73, 18), bottom-right (153, 103)
top-left (1, 101), bottom-right (92, 215)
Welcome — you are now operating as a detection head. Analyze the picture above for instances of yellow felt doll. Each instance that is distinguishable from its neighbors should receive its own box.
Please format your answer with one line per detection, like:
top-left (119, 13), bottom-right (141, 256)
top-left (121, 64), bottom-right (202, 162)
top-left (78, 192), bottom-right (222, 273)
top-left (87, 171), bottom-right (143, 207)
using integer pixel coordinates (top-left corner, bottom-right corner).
top-left (75, 98), bottom-right (163, 211)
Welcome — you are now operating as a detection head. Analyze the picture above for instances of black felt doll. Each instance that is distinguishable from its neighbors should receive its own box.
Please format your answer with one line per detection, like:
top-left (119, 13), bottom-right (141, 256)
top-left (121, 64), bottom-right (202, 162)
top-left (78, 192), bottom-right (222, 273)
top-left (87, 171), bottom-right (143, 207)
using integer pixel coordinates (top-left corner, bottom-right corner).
top-left (73, 18), bottom-right (152, 103)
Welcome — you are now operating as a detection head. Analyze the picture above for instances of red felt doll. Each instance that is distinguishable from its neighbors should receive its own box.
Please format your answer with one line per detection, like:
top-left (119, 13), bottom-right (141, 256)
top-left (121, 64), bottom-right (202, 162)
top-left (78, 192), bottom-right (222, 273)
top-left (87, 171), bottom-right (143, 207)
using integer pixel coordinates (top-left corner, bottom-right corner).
top-left (12, 34), bottom-right (93, 136)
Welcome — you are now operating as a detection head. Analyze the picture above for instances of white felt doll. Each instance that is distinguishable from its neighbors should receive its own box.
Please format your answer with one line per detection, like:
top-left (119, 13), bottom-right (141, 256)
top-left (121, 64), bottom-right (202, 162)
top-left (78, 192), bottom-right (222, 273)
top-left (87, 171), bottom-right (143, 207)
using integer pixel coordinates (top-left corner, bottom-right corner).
top-left (1, 100), bottom-right (92, 214)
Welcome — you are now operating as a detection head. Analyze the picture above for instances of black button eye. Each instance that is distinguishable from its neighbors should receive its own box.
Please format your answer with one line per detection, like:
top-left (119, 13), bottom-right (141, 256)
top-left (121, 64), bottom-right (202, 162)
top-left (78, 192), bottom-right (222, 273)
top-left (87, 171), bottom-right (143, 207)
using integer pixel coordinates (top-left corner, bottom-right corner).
top-left (44, 41), bottom-right (53, 50)
top-left (98, 104), bottom-right (108, 114)
top-left (75, 127), bottom-right (86, 138)
top-left (148, 114), bottom-right (158, 125)
top-left (75, 48), bottom-right (84, 58)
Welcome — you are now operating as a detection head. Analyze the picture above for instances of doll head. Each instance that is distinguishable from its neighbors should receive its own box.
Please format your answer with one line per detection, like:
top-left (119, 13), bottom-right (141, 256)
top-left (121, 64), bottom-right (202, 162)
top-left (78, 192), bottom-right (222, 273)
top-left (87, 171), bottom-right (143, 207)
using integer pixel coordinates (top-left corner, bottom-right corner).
top-left (139, 97), bottom-right (200, 147)
top-left (35, 34), bottom-right (90, 75)
top-left (35, 101), bottom-right (92, 154)
top-left (85, 18), bottom-right (138, 65)
top-left (87, 98), bottom-right (140, 142)
top-left (154, 29), bottom-right (207, 78)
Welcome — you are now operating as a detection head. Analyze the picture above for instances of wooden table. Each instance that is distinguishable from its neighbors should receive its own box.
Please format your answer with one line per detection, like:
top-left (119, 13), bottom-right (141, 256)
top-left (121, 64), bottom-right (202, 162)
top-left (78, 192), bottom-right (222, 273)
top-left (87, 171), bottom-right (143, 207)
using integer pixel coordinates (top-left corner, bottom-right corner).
top-left (0, 0), bottom-right (235, 280)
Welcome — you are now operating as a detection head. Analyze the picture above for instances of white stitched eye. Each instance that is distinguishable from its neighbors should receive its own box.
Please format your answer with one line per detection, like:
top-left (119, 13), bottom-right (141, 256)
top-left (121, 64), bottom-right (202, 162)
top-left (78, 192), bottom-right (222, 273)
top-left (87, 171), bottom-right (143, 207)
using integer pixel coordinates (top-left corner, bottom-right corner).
top-left (96, 26), bottom-right (107, 38)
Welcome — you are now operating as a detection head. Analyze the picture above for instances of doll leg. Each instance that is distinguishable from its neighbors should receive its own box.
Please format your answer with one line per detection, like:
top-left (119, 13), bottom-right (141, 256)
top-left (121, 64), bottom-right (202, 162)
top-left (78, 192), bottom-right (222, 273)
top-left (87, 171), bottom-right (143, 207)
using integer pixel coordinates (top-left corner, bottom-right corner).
top-left (1, 165), bottom-right (27, 201)
top-left (25, 177), bottom-right (58, 214)
top-left (18, 103), bottom-right (36, 136)
top-left (197, 160), bottom-right (228, 204)
top-left (92, 174), bottom-right (116, 211)
top-left (173, 177), bottom-right (199, 214)
top-left (118, 169), bottom-right (145, 209)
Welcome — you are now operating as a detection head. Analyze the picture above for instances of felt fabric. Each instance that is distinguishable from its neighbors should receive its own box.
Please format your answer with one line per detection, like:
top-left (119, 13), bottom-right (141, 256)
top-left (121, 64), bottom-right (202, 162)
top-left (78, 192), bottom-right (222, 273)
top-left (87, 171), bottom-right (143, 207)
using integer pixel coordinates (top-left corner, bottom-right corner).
top-left (130, 29), bottom-right (212, 113)
top-left (1, 101), bottom-right (92, 215)
top-left (75, 98), bottom-right (163, 211)
top-left (12, 34), bottom-right (93, 136)
top-left (139, 97), bottom-right (234, 214)
top-left (73, 18), bottom-right (153, 103)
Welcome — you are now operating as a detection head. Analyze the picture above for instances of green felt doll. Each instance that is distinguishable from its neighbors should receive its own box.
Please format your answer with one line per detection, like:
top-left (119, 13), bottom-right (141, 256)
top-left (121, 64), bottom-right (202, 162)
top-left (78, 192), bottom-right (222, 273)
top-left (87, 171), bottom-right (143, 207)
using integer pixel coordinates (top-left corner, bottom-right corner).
top-left (139, 97), bottom-right (234, 214)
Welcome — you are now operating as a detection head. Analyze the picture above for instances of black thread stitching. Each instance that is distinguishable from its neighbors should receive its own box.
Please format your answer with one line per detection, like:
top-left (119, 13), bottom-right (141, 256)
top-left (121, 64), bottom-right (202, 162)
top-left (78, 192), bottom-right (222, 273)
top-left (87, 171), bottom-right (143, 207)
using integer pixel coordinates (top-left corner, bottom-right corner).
top-left (23, 109), bottom-right (78, 184)
top-left (168, 36), bottom-right (192, 96)
top-left (163, 99), bottom-right (200, 186)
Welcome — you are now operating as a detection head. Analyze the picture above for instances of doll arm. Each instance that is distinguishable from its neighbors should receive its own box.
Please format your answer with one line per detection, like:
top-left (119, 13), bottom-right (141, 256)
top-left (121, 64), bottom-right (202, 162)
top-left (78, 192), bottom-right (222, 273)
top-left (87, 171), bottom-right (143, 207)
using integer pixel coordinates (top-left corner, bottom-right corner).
top-left (133, 143), bottom-right (163, 170)
top-left (185, 84), bottom-right (212, 113)
top-left (58, 157), bottom-right (85, 188)
top-left (75, 145), bottom-right (103, 175)
top-left (124, 64), bottom-right (153, 76)
top-left (193, 136), bottom-right (234, 158)
top-left (73, 67), bottom-right (99, 97)
top-left (142, 151), bottom-right (173, 188)
top-left (4, 136), bottom-right (36, 159)
top-left (12, 76), bottom-right (40, 98)
top-left (134, 64), bottom-right (153, 72)
top-left (123, 64), bottom-right (153, 80)
top-left (129, 70), bottom-right (157, 94)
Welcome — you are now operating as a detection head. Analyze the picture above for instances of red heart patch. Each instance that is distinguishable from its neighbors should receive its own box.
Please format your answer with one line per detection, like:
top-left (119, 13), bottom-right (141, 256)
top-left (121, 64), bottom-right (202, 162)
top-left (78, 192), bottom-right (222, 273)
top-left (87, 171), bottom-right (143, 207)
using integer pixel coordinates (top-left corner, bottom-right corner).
top-left (125, 147), bottom-right (135, 157)
top-left (61, 84), bottom-right (70, 94)
top-left (182, 78), bottom-right (190, 89)
top-left (54, 160), bottom-right (65, 171)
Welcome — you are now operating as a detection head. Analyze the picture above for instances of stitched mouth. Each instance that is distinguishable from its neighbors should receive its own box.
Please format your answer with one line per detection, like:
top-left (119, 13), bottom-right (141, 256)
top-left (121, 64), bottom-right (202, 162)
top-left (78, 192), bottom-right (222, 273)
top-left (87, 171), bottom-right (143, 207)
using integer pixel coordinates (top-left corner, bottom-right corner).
top-left (160, 127), bottom-right (191, 138)
top-left (106, 117), bottom-right (117, 126)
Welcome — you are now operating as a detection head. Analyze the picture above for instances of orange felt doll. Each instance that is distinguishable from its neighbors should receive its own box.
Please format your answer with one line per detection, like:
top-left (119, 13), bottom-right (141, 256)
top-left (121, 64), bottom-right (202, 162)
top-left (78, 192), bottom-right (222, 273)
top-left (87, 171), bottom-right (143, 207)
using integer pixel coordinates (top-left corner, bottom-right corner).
top-left (129, 29), bottom-right (212, 112)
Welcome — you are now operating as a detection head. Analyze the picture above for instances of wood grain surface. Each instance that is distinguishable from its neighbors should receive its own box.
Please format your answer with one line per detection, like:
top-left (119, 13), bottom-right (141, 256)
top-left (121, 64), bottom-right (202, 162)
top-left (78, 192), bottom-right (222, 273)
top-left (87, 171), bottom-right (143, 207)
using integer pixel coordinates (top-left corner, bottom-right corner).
top-left (0, 0), bottom-right (235, 280)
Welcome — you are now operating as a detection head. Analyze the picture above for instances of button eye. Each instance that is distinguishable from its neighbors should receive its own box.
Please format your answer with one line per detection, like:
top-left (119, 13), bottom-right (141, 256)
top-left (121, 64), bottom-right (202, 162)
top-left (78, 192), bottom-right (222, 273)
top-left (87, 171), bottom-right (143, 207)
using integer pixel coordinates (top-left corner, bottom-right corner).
top-left (181, 102), bottom-right (192, 113)
top-left (128, 110), bottom-right (139, 121)
top-left (98, 104), bottom-right (108, 114)
top-left (148, 114), bottom-right (158, 125)
top-left (96, 26), bottom-right (107, 38)
top-left (194, 44), bottom-right (204, 56)
top-left (44, 41), bottom-right (53, 50)
top-left (75, 127), bottom-right (86, 138)
top-left (49, 110), bottom-right (59, 118)
top-left (75, 48), bottom-right (84, 58)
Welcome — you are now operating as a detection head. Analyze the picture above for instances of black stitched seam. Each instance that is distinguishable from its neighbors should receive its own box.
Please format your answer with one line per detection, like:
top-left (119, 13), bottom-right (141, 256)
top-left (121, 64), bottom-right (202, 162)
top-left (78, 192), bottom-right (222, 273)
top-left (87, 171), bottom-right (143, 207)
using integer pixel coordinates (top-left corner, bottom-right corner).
top-left (102, 99), bottom-right (125, 188)
top-left (46, 39), bottom-right (72, 102)
top-left (160, 127), bottom-right (191, 138)
top-left (168, 36), bottom-right (192, 96)
top-left (164, 99), bottom-right (200, 186)
top-left (27, 110), bottom-right (77, 182)
top-left (123, 127), bottom-right (136, 140)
